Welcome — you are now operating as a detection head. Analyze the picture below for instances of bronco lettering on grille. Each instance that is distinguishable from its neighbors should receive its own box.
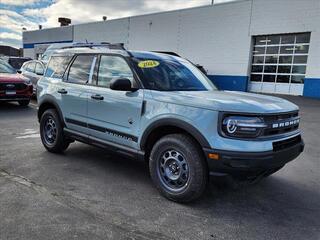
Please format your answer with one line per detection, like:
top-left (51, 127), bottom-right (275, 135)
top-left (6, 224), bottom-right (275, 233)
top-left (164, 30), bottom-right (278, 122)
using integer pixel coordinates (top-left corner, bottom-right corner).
top-left (272, 118), bottom-right (300, 129)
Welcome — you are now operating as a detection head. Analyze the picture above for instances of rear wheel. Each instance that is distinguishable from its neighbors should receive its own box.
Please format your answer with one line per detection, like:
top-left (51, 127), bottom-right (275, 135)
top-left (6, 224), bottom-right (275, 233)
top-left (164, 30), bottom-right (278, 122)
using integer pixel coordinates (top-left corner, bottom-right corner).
top-left (149, 134), bottom-right (208, 203)
top-left (40, 109), bottom-right (70, 153)
top-left (18, 99), bottom-right (30, 106)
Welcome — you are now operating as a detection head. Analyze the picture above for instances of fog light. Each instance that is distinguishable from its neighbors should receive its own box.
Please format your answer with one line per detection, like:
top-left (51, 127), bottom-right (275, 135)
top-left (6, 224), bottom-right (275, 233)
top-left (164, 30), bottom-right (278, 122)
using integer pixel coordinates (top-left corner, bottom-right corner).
top-left (208, 153), bottom-right (219, 160)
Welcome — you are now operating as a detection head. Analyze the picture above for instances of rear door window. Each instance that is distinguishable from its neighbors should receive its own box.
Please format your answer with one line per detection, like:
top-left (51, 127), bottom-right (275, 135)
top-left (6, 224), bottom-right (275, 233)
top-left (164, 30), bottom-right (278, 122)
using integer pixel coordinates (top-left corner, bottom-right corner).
top-left (26, 62), bottom-right (36, 73)
top-left (45, 56), bottom-right (72, 78)
top-left (35, 63), bottom-right (44, 75)
top-left (67, 55), bottom-right (95, 84)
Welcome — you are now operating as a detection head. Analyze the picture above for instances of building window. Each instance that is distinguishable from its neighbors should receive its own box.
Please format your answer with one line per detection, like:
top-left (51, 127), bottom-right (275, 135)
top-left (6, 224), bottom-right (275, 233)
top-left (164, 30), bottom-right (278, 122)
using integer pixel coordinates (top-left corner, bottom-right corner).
top-left (250, 33), bottom-right (310, 84)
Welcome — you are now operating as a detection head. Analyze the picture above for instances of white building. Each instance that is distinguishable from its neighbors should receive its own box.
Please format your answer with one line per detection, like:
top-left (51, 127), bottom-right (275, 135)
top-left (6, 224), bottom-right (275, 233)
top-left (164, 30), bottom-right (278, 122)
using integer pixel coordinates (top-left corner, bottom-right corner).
top-left (23, 0), bottom-right (320, 98)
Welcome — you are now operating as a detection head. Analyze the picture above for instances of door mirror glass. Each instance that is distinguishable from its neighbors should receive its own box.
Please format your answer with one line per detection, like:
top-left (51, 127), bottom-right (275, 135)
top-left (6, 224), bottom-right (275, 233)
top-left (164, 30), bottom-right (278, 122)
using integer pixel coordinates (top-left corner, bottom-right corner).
top-left (110, 78), bottom-right (134, 91)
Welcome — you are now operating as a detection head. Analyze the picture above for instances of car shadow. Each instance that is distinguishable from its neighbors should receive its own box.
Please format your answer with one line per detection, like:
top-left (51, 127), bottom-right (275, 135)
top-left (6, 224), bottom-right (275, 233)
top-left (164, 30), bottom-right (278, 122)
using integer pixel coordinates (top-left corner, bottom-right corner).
top-left (191, 173), bottom-right (320, 230)
top-left (0, 102), bottom-right (33, 111)
top-left (36, 143), bottom-right (320, 236)
top-left (41, 143), bottom-right (150, 185)
top-left (44, 143), bottom-right (320, 211)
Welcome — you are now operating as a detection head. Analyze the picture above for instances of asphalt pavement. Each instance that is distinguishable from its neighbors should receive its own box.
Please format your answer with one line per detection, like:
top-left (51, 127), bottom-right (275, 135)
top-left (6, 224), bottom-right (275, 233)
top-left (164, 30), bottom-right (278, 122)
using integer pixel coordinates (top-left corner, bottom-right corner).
top-left (0, 96), bottom-right (319, 240)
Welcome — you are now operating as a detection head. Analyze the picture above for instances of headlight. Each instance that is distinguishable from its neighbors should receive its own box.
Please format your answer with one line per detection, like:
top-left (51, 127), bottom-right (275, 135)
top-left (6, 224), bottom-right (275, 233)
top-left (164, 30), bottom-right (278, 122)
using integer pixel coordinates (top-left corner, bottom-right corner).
top-left (221, 115), bottom-right (267, 138)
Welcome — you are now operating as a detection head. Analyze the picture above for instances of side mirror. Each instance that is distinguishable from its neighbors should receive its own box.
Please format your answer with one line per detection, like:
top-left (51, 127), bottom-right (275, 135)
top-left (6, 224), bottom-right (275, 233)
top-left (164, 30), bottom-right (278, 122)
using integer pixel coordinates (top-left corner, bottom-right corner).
top-left (17, 70), bottom-right (22, 74)
top-left (36, 72), bottom-right (44, 76)
top-left (110, 78), bottom-right (135, 91)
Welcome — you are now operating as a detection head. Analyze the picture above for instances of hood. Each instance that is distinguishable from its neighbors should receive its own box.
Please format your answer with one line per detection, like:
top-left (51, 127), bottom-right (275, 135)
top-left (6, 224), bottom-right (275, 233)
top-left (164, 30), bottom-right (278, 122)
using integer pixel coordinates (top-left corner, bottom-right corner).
top-left (150, 90), bottom-right (298, 113)
top-left (0, 73), bottom-right (28, 83)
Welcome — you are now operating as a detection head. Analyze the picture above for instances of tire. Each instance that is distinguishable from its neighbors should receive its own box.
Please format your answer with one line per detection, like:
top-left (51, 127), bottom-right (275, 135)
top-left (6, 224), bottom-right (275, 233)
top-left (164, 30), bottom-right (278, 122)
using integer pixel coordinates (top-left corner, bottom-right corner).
top-left (40, 109), bottom-right (70, 153)
top-left (18, 99), bottom-right (30, 106)
top-left (149, 134), bottom-right (208, 203)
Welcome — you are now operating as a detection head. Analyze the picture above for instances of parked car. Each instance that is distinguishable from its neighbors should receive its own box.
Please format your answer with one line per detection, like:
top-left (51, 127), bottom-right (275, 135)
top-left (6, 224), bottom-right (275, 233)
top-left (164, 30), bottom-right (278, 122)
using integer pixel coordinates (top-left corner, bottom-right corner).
top-left (20, 60), bottom-right (46, 96)
top-left (0, 59), bottom-right (33, 106)
top-left (0, 56), bottom-right (32, 70)
top-left (37, 43), bottom-right (304, 202)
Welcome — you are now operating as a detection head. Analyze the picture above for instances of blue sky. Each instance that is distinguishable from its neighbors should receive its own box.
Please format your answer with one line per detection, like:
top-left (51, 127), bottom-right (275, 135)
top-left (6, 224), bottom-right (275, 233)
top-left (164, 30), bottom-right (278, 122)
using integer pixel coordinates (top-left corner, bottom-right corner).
top-left (0, 0), bottom-right (230, 49)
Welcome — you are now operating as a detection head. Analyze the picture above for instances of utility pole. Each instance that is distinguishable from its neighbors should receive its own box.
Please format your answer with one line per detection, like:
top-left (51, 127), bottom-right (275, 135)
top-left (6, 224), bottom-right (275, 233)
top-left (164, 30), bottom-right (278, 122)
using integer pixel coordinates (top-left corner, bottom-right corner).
top-left (211, 0), bottom-right (214, 4)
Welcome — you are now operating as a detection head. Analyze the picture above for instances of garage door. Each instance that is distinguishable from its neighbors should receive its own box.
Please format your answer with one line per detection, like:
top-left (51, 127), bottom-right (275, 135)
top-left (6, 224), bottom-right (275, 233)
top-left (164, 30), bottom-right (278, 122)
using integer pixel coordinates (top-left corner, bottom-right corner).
top-left (249, 33), bottom-right (310, 96)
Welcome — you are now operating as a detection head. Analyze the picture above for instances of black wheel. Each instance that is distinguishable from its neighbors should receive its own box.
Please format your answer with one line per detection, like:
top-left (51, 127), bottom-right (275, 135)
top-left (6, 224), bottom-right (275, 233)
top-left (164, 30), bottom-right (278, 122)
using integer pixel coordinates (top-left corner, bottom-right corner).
top-left (40, 109), bottom-right (70, 153)
top-left (149, 134), bottom-right (208, 203)
top-left (18, 99), bottom-right (30, 106)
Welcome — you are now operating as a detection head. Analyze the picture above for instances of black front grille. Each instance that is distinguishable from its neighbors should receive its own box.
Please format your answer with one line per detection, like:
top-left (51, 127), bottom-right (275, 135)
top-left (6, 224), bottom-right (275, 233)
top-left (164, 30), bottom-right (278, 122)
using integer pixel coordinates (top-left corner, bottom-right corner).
top-left (273, 135), bottom-right (302, 152)
top-left (262, 111), bottom-right (299, 136)
top-left (0, 82), bottom-right (27, 91)
top-left (264, 112), bottom-right (298, 122)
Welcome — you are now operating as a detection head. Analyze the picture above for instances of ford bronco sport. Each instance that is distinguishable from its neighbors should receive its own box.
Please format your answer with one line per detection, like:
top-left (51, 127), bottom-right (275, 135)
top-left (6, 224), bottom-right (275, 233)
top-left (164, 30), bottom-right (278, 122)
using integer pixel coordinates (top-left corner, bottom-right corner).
top-left (37, 43), bottom-right (304, 202)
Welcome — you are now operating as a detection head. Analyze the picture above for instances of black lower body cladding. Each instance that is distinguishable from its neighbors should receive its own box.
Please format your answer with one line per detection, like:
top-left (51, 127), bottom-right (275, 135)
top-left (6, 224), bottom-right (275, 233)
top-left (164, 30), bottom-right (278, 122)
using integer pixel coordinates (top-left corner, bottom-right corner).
top-left (204, 135), bottom-right (304, 179)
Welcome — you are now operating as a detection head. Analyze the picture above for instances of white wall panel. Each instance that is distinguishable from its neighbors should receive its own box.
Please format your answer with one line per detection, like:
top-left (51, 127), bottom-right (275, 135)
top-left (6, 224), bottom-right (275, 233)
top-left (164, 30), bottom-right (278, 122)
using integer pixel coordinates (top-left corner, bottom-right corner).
top-left (307, 30), bottom-right (320, 78)
top-left (73, 19), bottom-right (130, 45)
top-left (22, 0), bottom-right (320, 79)
top-left (178, 1), bottom-right (252, 76)
top-left (23, 49), bottom-right (34, 59)
top-left (23, 26), bottom-right (73, 44)
top-left (128, 12), bottom-right (180, 52)
top-left (250, 0), bottom-right (320, 78)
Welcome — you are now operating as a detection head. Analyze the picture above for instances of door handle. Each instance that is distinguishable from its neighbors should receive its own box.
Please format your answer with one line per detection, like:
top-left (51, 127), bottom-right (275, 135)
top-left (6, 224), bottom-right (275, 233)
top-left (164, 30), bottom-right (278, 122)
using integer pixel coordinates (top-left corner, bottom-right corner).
top-left (91, 94), bottom-right (104, 100)
top-left (57, 89), bottom-right (68, 94)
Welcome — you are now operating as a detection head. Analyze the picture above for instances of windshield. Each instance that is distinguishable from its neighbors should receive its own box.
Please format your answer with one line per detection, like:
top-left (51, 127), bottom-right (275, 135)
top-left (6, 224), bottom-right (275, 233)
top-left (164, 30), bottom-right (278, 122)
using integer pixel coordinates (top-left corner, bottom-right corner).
top-left (9, 58), bottom-right (30, 69)
top-left (133, 57), bottom-right (216, 91)
top-left (0, 60), bottom-right (16, 74)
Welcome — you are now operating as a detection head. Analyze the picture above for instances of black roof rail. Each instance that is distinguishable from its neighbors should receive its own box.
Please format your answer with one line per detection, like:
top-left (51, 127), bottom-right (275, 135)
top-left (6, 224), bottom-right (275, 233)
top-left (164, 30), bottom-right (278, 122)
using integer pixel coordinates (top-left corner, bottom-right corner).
top-left (61, 42), bottom-right (126, 50)
top-left (153, 51), bottom-right (181, 57)
top-left (108, 43), bottom-right (125, 50)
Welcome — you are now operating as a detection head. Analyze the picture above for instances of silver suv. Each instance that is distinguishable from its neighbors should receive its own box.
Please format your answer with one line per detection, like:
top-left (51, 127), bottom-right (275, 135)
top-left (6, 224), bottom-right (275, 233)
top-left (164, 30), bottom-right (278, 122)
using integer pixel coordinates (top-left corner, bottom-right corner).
top-left (37, 43), bottom-right (304, 202)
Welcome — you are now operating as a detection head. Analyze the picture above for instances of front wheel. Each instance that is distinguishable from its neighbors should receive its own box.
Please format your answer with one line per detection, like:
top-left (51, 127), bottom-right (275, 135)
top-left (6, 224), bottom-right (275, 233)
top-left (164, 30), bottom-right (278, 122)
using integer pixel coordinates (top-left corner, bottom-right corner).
top-left (149, 134), bottom-right (208, 203)
top-left (40, 109), bottom-right (70, 153)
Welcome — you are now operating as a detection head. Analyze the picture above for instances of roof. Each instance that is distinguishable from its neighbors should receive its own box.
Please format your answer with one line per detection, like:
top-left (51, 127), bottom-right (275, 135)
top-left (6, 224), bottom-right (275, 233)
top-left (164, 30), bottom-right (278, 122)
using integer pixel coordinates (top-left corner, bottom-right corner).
top-left (51, 46), bottom-right (185, 62)
top-left (52, 46), bottom-right (130, 57)
top-left (130, 51), bottom-right (183, 62)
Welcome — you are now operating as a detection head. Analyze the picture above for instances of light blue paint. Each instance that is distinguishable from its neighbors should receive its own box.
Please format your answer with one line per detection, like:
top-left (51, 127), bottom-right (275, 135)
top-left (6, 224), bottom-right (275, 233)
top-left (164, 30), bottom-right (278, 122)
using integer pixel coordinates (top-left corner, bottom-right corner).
top-left (207, 75), bottom-right (248, 92)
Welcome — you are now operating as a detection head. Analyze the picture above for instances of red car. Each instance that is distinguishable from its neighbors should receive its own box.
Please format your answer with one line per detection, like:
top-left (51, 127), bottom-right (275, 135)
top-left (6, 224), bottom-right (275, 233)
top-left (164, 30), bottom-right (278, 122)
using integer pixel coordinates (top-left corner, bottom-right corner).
top-left (0, 59), bottom-right (33, 106)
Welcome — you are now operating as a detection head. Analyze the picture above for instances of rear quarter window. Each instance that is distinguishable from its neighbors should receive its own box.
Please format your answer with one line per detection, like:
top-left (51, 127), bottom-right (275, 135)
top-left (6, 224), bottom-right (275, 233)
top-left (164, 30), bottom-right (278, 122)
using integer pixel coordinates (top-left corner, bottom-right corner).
top-left (45, 56), bottom-right (72, 78)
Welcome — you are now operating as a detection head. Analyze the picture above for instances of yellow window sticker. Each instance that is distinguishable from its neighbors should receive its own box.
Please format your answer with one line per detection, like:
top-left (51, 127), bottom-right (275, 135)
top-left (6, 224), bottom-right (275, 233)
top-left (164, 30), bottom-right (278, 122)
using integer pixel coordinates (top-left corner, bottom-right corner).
top-left (138, 60), bottom-right (160, 68)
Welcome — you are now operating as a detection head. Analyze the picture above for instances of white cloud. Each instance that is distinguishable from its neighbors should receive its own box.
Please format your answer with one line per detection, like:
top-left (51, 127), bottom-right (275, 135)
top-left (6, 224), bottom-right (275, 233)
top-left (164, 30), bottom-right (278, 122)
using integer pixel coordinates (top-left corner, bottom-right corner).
top-left (0, 32), bottom-right (22, 40)
top-left (22, 0), bottom-right (212, 28)
top-left (0, 9), bottom-right (38, 32)
top-left (0, 0), bottom-right (40, 6)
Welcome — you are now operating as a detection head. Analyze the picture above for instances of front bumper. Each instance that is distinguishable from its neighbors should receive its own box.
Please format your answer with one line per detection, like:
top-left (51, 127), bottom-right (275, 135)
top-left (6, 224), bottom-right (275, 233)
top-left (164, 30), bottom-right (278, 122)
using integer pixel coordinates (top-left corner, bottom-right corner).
top-left (0, 86), bottom-right (33, 101)
top-left (204, 135), bottom-right (304, 176)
